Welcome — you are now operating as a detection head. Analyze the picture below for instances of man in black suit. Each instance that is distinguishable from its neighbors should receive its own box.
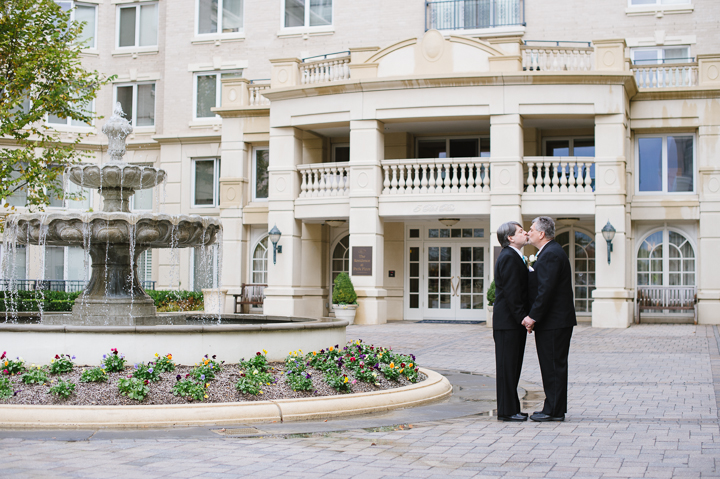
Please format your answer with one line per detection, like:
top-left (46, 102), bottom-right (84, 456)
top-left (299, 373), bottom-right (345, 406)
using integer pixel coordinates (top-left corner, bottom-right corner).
top-left (522, 216), bottom-right (577, 422)
top-left (493, 221), bottom-right (530, 422)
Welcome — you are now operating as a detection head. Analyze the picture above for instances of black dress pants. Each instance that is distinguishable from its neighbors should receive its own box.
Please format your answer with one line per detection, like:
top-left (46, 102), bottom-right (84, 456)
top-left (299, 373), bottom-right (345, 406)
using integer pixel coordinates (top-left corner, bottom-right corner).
top-left (493, 328), bottom-right (527, 417)
top-left (535, 326), bottom-right (573, 417)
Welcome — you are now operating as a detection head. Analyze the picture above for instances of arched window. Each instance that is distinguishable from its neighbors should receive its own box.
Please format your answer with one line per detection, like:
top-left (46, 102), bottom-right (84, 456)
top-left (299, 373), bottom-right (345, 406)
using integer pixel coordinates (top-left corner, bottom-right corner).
top-left (637, 229), bottom-right (695, 287)
top-left (331, 235), bottom-right (350, 285)
top-left (556, 229), bottom-right (596, 313)
top-left (252, 236), bottom-right (268, 284)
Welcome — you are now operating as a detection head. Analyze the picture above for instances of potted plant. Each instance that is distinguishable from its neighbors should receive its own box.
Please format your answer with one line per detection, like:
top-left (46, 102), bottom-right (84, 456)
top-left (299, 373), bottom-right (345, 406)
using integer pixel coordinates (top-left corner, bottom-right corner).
top-left (486, 280), bottom-right (495, 328)
top-left (332, 272), bottom-right (358, 324)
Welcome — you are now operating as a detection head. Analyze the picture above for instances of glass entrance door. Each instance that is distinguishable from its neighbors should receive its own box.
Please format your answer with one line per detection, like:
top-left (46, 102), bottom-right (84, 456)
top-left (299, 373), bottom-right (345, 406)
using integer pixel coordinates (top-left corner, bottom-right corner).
top-left (424, 243), bottom-right (486, 320)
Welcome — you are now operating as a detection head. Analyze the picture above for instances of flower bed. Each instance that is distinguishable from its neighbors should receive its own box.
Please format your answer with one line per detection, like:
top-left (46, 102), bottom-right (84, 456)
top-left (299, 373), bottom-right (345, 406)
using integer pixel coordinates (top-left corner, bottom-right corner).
top-left (0, 341), bottom-right (425, 405)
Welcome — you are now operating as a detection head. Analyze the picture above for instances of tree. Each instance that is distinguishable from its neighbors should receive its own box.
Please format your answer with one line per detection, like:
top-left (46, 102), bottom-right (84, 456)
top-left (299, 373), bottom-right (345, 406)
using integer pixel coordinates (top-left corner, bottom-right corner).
top-left (0, 0), bottom-right (111, 222)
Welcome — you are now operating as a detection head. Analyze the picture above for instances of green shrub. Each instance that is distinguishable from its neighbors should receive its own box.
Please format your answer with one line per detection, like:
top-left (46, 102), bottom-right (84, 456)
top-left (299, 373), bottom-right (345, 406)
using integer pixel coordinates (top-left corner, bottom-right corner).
top-left (0, 377), bottom-right (13, 398)
top-left (80, 367), bottom-right (108, 383)
top-left (49, 379), bottom-right (76, 399)
top-left (101, 349), bottom-right (126, 373)
top-left (173, 377), bottom-right (207, 401)
top-left (286, 371), bottom-right (313, 391)
top-left (332, 272), bottom-right (357, 305)
top-left (49, 354), bottom-right (74, 374)
top-left (146, 290), bottom-right (204, 312)
top-left (118, 377), bottom-right (150, 401)
top-left (132, 363), bottom-right (160, 383)
top-left (486, 280), bottom-right (495, 306)
top-left (22, 366), bottom-right (49, 385)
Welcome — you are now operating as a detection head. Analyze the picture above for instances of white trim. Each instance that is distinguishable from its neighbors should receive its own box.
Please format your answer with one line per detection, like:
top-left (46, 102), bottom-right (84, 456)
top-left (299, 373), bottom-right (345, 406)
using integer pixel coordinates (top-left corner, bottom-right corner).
top-left (630, 46), bottom-right (692, 65)
top-left (192, 71), bottom-right (242, 120)
top-left (112, 82), bottom-right (156, 128)
top-left (555, 227), bottom-right (596, 315)
top-left (250, 234), bottom-right (269, 285)
top-left (279, 0), bottom-right (334, 34)
top-left (635, 225), bottom-right (697, 288)
top-left (626, 2), bottom-right (693, 16)
top-left (252, 147), bottom-right (270, 202)
top-left (115, 2), bottom-right (158, 49)
top-left (194, 0), bottom-right (245, 37)
top-left (72, 2), bottom-right (98, 50)
top-left (635, 133), bottom-right (696, 195)
top-left (191, 157), bottom-right (221, 208)
top-left (329, 232), bottom-right (350, 311)
top-left (436, 25), bottom-right (526, 38)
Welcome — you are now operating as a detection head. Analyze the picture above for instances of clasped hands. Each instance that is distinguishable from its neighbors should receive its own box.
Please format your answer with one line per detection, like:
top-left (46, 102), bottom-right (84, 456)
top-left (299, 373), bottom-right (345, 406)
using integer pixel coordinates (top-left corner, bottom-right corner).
top-left (521, 316), bottom-right (535, 333)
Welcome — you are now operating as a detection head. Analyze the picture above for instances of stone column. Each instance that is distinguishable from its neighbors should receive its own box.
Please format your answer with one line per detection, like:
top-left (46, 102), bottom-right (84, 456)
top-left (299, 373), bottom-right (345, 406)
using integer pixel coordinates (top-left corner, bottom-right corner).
top-left (697, 124), bottom-right (720, 324)
top-left (592, 114), bottom-right (633, 328)
top-left (348, 120), bottom-right (387, 324)
top-left (489, 114), bottom-right (524, 273)
top-left (263, 126), bottom-right (304, 316)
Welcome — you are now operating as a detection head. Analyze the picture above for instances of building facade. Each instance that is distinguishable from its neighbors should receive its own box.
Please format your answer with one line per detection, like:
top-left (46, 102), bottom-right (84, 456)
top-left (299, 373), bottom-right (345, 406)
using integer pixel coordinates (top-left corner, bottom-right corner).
top-left (2, 0), bottom-right (720, 326)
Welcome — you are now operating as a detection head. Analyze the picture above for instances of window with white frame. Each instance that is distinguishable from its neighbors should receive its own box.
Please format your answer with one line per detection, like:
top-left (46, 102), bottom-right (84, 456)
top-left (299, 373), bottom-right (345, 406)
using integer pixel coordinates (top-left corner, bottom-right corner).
top-left (197, 0), bottom-right (243, 34)
top-left (115, 83), bottom-right (155, 127)
top-left (253, 148), bottom-right (269, 201)
top-left (637, 228), bottom-right (695, 287)
top-left (129, 163), bottom-right (154, 211)
top-left (192, 244), bottom-right (219, 292)
top-left (637, 134), bottom-right (694, 193)
top-left (192, 158), bottom-right (220, 207)
top-left (631, 46), bottom-right (692, 65)
top-left (251, 236), bottom-right (268, 283)
top-left (44, 246), bottom-right (87, 283)
top-left (55, 1), bottom-right (97, 48)
top-left (48, 96), bottom-right (94, 128)
top-left (555, 229), bottom-right (596, 314)
top-left (4, 167), bottom-right (27, 207)
top-left (0, 244), bottom-right (27, 281)
top-left (284, 0), bottom-right (332, 28)
top-left (138, 250), bottom-right (153, 284)
top-left (194, 71), bottom-right (242, 119)
top-left (544, 137), bottom-right (595, 157)
top-left (117, 2), bottom-right (158, 48)
top-left (629, 0), bottom-right (690, 6)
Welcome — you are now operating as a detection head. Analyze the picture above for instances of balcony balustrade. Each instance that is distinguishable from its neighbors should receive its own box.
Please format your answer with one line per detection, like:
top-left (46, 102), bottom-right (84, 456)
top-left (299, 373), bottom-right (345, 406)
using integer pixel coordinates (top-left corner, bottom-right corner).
top-left (524, 157), bottom-right (595, 193)
top-left (300, 52), bottom-right (350, 85)
top-left (632, 63), bottom-right (698, 89)
top-left (425, 0), bottom-right (525, 31)
top-left (382, 158), bottom-right (491, 195)
top-left (298, 163), bottom-right (350, 198)
top-left (521, 43), bottom-right (594, 72)
top-left (248, 80), bottom-right (271, 106)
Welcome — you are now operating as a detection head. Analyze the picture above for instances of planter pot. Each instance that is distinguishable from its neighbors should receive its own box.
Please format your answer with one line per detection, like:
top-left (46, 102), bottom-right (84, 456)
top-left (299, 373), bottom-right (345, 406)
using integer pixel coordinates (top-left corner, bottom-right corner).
top-left (333, 304), bottom-right (358, 325)
top-left (486, 305), bottom-right (493, 328)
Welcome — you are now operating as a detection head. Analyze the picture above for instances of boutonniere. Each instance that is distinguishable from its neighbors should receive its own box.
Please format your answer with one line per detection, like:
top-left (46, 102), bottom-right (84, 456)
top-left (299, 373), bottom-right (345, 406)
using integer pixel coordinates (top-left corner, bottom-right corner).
top-left (524, 254), bottom-right (537, 271)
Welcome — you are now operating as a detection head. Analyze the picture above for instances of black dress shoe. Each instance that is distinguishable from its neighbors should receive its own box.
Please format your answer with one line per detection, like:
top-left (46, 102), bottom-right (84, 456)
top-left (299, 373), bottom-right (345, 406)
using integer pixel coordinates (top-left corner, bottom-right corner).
top-left (530, 412), bottom-right (565, 422)
top-left (519, 412), bottom-right (529, 417)
top-left (497, 413), bottom-right (528, 422)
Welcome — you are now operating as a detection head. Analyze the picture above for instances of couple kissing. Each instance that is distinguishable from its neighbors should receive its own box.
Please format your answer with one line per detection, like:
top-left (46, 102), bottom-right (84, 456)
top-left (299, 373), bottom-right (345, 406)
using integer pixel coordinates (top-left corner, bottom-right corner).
top-left (493, 216), bottom-right (576, 422)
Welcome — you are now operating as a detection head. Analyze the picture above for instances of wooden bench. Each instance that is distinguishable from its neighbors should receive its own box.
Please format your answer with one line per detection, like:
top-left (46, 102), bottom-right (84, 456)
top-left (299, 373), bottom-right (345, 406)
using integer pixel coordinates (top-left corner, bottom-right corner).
top-left (636, 286), bottom-right (697, 324)
top-left (233, 283), bottom-right (267, 313)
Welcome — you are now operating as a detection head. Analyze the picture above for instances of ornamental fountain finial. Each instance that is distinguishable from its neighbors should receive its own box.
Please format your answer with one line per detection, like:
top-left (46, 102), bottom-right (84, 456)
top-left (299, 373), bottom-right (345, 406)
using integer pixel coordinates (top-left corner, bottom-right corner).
top-left (102, 102), bottom-right (133, 163)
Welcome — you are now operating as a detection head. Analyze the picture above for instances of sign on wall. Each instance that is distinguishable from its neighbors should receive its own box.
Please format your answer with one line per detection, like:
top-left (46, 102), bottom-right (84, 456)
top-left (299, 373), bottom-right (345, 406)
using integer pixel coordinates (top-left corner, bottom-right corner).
top-left (352, 247), bottom-right (373, 276)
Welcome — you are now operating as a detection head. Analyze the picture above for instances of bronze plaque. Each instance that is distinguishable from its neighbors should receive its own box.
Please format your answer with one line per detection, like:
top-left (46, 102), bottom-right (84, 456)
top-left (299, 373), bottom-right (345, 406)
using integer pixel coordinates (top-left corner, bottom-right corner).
top-left (352, 247), bottom-right (373, 276)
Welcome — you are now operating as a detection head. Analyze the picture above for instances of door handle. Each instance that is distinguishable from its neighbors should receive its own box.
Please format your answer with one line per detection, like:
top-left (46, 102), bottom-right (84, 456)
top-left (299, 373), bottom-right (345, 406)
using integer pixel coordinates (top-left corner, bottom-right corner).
top-left (451, 276), bottom-right (460, 297)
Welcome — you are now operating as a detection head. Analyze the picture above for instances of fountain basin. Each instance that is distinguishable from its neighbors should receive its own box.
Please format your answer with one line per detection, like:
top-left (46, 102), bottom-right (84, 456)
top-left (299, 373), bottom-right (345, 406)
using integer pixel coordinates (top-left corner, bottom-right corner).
top-left (0, 316), bottom-right (347, 364)
top-left (67, 163), bottom-right (166, 191)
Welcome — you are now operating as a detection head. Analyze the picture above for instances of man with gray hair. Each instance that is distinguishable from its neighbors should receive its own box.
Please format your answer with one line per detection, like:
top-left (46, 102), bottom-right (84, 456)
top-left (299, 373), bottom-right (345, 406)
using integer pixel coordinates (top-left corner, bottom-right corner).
top-left (522, 216), bottom-right (576, 422)
top-left (493, 221), bottom-right (530, 421)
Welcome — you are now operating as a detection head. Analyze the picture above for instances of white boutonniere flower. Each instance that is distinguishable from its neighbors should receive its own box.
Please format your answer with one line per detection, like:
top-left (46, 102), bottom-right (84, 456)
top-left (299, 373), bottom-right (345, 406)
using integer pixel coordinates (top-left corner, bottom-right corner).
top-left (527, 254), bottom-right (537, 271)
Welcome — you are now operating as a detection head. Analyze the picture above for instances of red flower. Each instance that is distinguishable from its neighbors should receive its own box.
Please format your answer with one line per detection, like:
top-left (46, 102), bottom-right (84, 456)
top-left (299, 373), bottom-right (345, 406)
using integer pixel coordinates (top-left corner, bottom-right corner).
top-left (2, 369), bottom-right (8, 375)
top-left (0, 352), bottom-right (5, 359)
top-left (144, 380), bottom-right (149, 385)
top-left (401, 363), bottom-right (405, 368)
top-left (256, 352), bottom-right (261, 356)
top-left (54, 354), bottom-right (60, 359)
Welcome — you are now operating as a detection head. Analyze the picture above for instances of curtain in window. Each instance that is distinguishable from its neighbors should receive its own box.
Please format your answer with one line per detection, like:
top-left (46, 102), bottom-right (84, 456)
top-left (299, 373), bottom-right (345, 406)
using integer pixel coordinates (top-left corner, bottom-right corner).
top-left (196, 74), bottom-right (217, 118)
top-left (194, 160), bottom-right (215, 205)
top-left (136, 84), bottom-right (155, 126)
top-left (139, 4), bottom-right (157, 46)
top-left (255, 150), bottom-right (269, 199)
top-left (75, 5), bottom-right (96, 48)
top-left (285, 0), bottom-right (305, 27)
top-left (667, 136), bottom-right (693, 192)
top-left (309, 0), bottom-right (331, 26)
top-left (119, 7), bottom-right (136, 47)
top-left (223, 0), bottom-right (243, 32)
top-left (198, 0), bottom-right (218, 34)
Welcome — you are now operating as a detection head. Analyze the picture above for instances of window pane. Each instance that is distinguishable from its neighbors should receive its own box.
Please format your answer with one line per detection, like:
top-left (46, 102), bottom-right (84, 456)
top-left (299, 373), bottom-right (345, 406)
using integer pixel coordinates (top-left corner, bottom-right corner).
top-left (198, 0), bottom-right (218, 34)
top-left (418, 140), bottom-right (446, 158)
top-left (55, 0), bottom-right (72, 11)
top-left (222, 0), bottom-right (243, 32)
top-left (449, 139), bottom-right (478, 158)
top-left (139, 4), bottom-right (157, 46)
top-left (48, 113), bottom-right (67, 125)
top-left (136, 84), bottom-right (155, 126)
top-left (75, 5), bottom-right (96, 48)
top-left (309, 0), bottom-right (332, 26)
top-left (334, 146), bottom-right (349, 162)
top-left (664, 47), bottom-right (690, 63)
top-left (667, 136), bottom-right (693, 192)
top-left (638, 137), bottom-right (662, 192)
top-left (66, 181), bottom-right (91, 210)
top-left (70, 95), bottom-right (93, 127)
top-left (573, 139), bottom-right (595, 157)
top-left (45, 247), bottom-right (64, 281)
top-left (133, 187), bottom-right (153, 210)
top-left (545, 140), bottom-right (569, 157)
top-left (66, 246), bottom-right (86, 281)
top-left (116, 86), bottom-right (134, 124)
top-left (285, 0), bottom-right (305, 27)
top-left (119, 7), bottom-right (137, 47)
top-left (5, 245), bottom-right (27, 279)
top-left (6, 168), bottom-right (27, 207)
top-left (255, 149), bottom-right (269, 199)
top-left (196, 74), bottom-right (217, 118)
top-left (194, 160), bottom-right (215, 206)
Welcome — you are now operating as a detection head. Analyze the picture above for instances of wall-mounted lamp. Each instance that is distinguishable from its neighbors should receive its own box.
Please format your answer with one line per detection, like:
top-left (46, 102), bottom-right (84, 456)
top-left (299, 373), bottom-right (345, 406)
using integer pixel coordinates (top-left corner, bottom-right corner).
top-left (439, 218), bottom-right (460, 227)
top-left (601, 220), bottom-right (616, 264)
top-left (268, 224), bottom-right (282, 265)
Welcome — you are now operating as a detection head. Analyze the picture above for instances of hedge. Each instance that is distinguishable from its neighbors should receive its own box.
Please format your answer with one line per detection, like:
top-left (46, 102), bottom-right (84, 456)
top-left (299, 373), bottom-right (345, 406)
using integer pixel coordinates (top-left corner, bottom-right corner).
top-left (0, 290), bottom-right (204, 313)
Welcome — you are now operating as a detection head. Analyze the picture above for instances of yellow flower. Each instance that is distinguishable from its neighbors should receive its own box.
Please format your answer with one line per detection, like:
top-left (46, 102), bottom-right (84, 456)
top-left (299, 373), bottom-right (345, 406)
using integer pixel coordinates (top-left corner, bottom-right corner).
top-left (288, 351), bottom-right (292, 356)
top-left (259, 391), bottom-right (264, 394)
top-left (313, 351), bottom-right (317, 356)
top-left (389, 362), bottom-right (395, 368)
top-left (51, 359), bottom-right (55, 363)
top-left (343, 376), bottom-right (349, 383)
top-left (262, 349), bottom-right (267, 355)
top-left (204, 359), bottom-right (209, 365)
top-left (299, 349), bottom-right (303, 353)
top-left (399, 368), bottom-right (404, 373)
top-left (409, 363), bottom-right (414, 368)
top-left (154, 353), bottom-right (159, 357)
top-left (204, 394), bottom-right (208, 398)
top-left (329, 347), bottom-right (334, 352)
top-left (167, 354), bottom-right (172, 360)
top-left (206, 383), bottom-right (210, 388)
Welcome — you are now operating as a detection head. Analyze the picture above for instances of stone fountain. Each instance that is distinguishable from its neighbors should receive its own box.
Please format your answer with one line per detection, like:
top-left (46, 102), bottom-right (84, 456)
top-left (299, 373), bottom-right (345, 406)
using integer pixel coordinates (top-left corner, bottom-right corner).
top-left (4, 103), bottom-right (222, 326)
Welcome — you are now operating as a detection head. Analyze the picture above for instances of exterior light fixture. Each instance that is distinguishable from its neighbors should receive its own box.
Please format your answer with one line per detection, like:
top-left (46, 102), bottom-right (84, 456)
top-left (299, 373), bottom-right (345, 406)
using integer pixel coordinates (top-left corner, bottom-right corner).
top-left (268, 224), bottom-right (282, 264)
top-left (439, 218), bottom-right (460, 227)
top-left (325, 220), bottom-right (346, 227)
top-left (601, 220), bottom-right (616, 264)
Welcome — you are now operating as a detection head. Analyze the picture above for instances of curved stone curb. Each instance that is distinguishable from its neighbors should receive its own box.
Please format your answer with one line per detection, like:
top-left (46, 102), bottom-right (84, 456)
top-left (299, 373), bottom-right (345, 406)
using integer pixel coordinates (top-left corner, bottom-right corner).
top-left (0, 368), bottom-right (451, 429)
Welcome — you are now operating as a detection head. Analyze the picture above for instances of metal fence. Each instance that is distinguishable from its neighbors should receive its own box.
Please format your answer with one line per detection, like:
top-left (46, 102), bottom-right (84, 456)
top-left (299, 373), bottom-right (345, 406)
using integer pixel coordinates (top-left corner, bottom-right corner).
top-left (0, 279), bottom-right (156, 292)
top-left (425, 0), bottom-right (525, 31)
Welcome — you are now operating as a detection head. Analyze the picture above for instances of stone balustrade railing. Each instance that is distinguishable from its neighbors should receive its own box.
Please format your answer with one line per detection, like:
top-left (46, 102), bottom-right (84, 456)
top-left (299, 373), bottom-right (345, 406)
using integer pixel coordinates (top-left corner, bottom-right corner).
top-left (382, 158), bottom-right (490, 195)
top-left (524, 157), bottom-right (595, 193)
top-left (298, 163), bottom-right (350, 198)
top-left (300, 56), bottom-right (351, 85)
top-left (521, 46), bottom-right (594, 71)
top-left (632, 64), bottom-right (698, 88)
top-left (248, 83), bottom-right (271, 106)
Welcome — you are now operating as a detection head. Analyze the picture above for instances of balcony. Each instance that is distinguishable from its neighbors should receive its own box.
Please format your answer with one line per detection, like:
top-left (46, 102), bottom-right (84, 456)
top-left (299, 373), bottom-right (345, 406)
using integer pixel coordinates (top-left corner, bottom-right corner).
top-left (521, 41), bottom-right (594, 72)
top-left (631, 62), bottom-right (699, 89)
top-left (522, 157), bottom-right (596, 216)
top-left (295, 162), bottom-right (350, 220)
top-left (425, 0), bottom-right (525, 32)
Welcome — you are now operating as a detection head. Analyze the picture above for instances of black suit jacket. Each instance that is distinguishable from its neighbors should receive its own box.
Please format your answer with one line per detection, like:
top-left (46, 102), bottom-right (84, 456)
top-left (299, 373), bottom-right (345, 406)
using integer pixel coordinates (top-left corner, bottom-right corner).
top-left (493, 247), bottom-right (529, 330)
top-left (527, 240), bottom-right (577, 330)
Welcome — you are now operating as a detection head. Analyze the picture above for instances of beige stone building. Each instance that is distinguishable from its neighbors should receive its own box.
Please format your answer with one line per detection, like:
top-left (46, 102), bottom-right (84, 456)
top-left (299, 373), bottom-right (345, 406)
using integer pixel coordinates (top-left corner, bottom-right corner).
top-left (3, 0), bottom-right (720, 326)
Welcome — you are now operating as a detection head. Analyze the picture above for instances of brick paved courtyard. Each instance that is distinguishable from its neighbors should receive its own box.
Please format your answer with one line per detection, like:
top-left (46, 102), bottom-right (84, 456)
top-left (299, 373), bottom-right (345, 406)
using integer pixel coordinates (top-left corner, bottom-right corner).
top-left (2, 323), bottom-right (719, 478)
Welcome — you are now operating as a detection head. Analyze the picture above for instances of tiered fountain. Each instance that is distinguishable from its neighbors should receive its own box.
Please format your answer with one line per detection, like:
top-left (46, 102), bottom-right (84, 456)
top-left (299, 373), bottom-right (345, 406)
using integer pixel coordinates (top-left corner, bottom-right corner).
top-left (4, 103), bottom-right (222, 326)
